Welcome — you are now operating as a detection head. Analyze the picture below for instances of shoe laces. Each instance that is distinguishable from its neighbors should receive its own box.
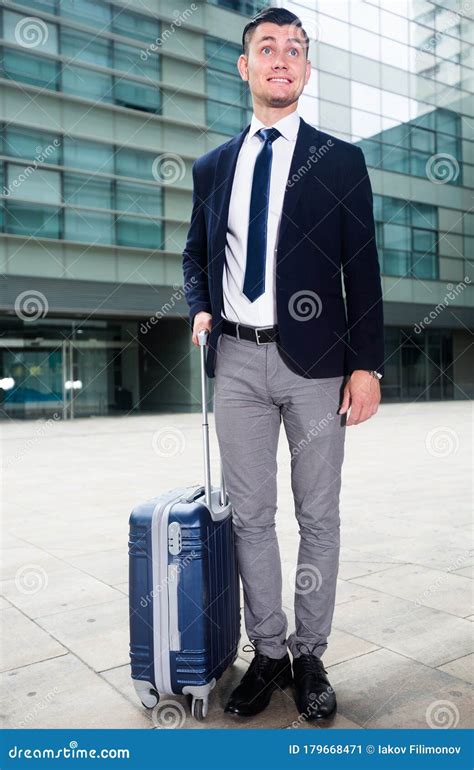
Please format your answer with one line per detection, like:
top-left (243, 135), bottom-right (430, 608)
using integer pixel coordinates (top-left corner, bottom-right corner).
top-left (242, 643), bottom-right (273, 679)
top-left (295, 642), bottom-right (328, 675)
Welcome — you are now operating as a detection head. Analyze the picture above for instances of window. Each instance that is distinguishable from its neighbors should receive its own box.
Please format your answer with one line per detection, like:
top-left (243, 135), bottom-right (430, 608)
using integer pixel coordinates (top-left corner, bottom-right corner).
top-left (60, 0), bottom-right (111, 30)
top-left (2, 49), bottom-right (59, 90)
top-left (375, 196), bottom-right (438, 279)
top-left (4, 127), bottom-right (61, 164)
top-left (112, 8), bottom-right (159, 43)
top-left (64, 209), bottom-right (113, 244)
top-left (63, 138), bottom-right (114, 174)
top-left (5, 202), bottom-right (61, 238)
top-left (60, 28), bottom-right (111, 68)
top-left (205, 38), bottom-right (251, 135)
top-left (63, 173), bottom-right (113, 209)
top-left (6, 164), bottom-right (61, 204)
top-left (115, 181), bottom-right (161, 216)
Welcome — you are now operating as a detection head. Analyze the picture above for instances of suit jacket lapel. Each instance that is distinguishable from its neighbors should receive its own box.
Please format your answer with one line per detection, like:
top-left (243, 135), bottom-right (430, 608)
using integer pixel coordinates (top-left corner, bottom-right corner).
top-left (276, 117), bottom-right (322, 251)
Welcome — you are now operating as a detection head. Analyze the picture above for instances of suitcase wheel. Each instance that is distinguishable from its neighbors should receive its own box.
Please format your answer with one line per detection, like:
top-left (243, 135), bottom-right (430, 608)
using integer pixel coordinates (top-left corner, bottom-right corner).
top-left (141, 688), bottom-right (159, 709)
top-left (191, 697), bottom-right (206, 721)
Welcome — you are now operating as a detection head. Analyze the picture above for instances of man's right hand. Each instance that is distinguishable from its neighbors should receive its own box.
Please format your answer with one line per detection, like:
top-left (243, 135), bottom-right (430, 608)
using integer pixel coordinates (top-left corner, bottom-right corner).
top-left (192, 311), bottom-right (212, 347)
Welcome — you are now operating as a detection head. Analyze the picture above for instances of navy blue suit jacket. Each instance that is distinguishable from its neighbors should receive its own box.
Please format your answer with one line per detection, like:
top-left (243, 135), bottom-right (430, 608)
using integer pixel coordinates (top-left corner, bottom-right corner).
top-left (182, 116), bottom-right (384, 379)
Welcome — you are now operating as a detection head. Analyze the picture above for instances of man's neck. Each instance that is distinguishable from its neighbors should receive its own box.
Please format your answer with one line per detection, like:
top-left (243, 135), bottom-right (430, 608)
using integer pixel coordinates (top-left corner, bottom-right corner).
top-left (253, 103), bottom-right (298, 126)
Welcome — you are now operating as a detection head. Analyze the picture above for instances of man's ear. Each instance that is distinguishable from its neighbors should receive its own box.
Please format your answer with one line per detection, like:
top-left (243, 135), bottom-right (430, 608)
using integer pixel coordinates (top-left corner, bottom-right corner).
top-left (237, 54), bottom-right (249, 82)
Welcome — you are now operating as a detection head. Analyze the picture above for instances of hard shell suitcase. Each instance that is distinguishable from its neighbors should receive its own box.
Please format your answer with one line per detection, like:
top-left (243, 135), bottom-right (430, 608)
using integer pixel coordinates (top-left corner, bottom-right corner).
top-left (129, 330), bottom-right (240, 720)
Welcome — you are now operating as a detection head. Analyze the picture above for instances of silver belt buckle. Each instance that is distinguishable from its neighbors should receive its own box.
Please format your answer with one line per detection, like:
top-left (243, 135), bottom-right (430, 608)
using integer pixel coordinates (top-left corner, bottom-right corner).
top-left (255, 326), bottom-right (273, 345)
top-left (234, 322), bottom-right (240, 341)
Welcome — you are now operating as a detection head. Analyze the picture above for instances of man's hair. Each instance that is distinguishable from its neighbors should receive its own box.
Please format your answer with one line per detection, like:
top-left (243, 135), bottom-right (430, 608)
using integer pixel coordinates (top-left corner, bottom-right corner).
top-left (242, 6), bottom-right (310, 58)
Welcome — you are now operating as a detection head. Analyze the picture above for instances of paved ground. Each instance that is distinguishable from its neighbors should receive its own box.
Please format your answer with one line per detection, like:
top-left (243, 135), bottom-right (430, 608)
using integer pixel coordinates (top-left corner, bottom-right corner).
top-left (1, 401), bottom-right (472, 730)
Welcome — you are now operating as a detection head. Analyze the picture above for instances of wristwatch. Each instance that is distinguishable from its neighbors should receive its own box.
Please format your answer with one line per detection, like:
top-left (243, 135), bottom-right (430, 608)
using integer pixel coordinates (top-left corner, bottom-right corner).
top-left (368, 370), bottom-right (383, 380)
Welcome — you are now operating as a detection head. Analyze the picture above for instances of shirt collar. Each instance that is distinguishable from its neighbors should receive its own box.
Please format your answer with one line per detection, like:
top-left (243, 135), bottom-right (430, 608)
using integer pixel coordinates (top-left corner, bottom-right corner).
top-left (248, 110), bottom-right (300, 142)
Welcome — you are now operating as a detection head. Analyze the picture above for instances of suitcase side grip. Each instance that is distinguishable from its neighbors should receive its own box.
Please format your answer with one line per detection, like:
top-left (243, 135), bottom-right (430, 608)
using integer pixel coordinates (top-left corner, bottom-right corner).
top-left (168, 562), bottom-right (181, 651)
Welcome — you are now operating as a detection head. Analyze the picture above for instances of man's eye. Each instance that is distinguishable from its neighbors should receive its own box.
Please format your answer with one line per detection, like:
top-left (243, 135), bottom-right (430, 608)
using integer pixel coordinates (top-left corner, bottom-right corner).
top-left (289, 48), bottom-right (299, 56)
top-left (262, 47), bottom-right (271, 54)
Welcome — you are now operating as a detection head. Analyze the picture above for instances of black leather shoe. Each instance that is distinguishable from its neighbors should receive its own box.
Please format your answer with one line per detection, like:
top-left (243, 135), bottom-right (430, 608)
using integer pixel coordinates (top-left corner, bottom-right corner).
top-left (225, 648), bottom-right (293, 717)
top-left (292, 646), bottom-right (337, 721)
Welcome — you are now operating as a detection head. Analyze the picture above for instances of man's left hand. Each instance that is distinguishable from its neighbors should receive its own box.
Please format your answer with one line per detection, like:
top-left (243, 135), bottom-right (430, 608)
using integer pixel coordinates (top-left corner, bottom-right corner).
top-left (338, 370), bottom-right (381, 426)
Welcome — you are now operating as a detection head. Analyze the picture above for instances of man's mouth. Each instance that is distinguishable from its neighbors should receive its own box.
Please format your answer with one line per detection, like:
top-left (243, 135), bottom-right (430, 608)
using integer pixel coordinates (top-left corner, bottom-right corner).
top-left (267, 77), bottom-right (292, 84)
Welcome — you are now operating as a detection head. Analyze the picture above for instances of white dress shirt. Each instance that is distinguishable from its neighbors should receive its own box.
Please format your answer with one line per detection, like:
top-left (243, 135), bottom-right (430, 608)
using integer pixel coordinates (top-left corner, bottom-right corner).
top-left (222, 110), bottom-right (300, 328)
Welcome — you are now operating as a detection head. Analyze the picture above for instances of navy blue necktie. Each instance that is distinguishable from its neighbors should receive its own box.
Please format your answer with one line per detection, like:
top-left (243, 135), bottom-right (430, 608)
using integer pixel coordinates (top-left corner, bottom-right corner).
top-left (243, 127), bottom-right (281, 302)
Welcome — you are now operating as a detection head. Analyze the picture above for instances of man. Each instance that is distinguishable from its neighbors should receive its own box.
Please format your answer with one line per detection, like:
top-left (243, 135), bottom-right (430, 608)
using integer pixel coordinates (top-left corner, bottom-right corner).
top-left (182, 6), bottom-right (384, 720)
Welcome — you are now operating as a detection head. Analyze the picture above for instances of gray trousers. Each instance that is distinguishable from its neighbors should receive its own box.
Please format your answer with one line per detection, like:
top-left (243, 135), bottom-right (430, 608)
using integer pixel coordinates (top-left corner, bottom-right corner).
top-left (213, 332), bottom-right (346, 660)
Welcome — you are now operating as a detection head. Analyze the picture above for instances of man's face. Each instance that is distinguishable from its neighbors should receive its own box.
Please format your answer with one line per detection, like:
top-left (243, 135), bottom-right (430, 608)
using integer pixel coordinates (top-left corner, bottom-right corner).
top-left (238, 22), bottom-right (311, 109)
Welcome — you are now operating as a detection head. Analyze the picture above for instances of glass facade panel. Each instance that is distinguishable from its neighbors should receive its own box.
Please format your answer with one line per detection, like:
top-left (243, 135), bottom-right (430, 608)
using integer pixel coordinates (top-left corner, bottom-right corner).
top-left (6, 202), bottom-right (60, 238)
top-left (116, 216), bottom-right (161, 249)
top-left (64, 209), bottom-right (113, 244)
top-left (63, 138), bottom-right (114, 174)
top-left (63, 173), bottom-right (113, 209)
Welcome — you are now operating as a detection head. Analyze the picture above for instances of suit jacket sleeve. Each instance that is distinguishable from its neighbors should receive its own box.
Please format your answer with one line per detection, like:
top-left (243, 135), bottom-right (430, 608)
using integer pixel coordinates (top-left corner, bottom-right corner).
top-left (182, 160), bottom-right (212, 330)
top-left (340, 146), bottom-right (385, 376)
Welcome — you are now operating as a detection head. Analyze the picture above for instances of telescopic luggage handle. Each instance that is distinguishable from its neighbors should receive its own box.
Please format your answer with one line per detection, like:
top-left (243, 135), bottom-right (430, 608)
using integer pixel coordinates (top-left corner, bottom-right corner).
top-left (197, 329), bottom-right (227, 509)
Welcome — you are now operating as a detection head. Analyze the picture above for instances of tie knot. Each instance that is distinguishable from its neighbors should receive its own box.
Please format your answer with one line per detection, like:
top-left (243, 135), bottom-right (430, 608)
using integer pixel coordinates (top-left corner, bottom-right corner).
top-left (258, 127), bottom-right (281, 145)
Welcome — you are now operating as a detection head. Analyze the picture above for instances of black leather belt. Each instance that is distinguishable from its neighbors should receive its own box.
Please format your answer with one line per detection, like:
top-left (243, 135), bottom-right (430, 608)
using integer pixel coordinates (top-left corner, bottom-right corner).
top-left (221, 318), bottom-right (279, 345)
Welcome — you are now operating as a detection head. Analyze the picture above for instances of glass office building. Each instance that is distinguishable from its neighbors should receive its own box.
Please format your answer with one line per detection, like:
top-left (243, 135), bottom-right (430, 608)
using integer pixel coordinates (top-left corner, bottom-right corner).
top-left (0, 0), bottom-right (472, 417)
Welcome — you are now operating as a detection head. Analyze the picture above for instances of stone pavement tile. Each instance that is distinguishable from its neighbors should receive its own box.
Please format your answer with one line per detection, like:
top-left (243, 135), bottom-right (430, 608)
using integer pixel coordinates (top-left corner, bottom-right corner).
top-left (324, 630), bottom-right (380, 667)
top-left (0, 546), bottom-right (66, 581)
top-left (0, 567), bottom-right (122, 619)
top-left (338, 561), bottom-right (402, 580)
top-left (333, 593), bottom-right (472, 667)
top-left (328, 648), bottom-right (473, 729)
top-left (36, 597), bottom-right (130, 672)
top-left (7, 521), bottom-right (124, 560)
top-left (451, 565), bottom-right (474, 579)
top-left (349, 564), bottom-right (473, 617)
top-left (466, 615), bottom-right (474, 621)
top-left (0, 607), bottom-right (67, 672)
top-left (65, 549), bottom-right (128, 587)
top-left (334, 581), bottom-right (381, 606)
top-left (0, 653), bottom-right (150, 728)
top-left (437, 654), bottom-right (474, 684)
top-left (0, 596), bottom-right (12, 610)
top-left (114, 582), bottom-right (129, 596)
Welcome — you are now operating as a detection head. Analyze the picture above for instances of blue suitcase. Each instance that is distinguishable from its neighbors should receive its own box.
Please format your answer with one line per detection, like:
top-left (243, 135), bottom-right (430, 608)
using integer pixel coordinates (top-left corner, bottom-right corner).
top-left (129, 330), bottom-right (240, 720)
